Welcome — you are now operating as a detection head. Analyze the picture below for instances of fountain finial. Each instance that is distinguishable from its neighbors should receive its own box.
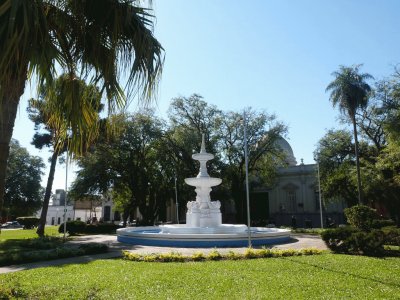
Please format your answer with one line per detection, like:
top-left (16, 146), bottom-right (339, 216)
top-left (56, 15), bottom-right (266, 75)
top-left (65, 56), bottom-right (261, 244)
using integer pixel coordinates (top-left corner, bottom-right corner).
top-left (200, 133), bottom-right (206, 153)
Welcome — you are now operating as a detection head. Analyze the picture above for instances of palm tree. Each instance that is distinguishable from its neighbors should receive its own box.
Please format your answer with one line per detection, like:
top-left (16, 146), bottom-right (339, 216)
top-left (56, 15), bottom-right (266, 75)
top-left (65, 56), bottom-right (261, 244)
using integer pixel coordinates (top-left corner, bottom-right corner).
top-left (0, 0), bottom-right (164, 220)
top-left (326, 65), bottom-right (373, 204)
top-left (28, 74), bottom-right (103, 236)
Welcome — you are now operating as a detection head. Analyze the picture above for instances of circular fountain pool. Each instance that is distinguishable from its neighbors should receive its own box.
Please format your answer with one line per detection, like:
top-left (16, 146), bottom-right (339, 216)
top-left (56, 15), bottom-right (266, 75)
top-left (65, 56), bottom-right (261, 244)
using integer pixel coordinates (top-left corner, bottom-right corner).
top-left (117, 226), bottom-right (291, 248)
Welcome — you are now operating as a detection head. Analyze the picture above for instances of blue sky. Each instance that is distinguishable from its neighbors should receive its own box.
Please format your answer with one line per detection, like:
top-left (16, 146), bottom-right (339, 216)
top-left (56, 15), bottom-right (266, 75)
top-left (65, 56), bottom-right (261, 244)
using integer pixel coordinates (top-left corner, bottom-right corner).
top-left (13, 0), bottom-right (400, 191)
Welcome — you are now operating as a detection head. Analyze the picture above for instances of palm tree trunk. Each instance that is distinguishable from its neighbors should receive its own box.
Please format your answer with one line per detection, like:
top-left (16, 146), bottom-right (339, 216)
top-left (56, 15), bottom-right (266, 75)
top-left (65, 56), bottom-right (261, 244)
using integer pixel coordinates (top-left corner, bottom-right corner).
top-left (37, 151), bottom-right (59, 237)
top-left (0, 76), bottom-right (26, 222)
top-left (352, 115), bottom-right (363, 205)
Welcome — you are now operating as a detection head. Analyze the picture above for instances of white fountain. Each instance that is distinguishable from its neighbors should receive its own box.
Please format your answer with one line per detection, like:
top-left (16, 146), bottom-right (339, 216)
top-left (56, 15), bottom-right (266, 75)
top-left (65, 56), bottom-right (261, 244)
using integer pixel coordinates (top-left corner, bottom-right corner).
top-left (185, 135), bottom-right (222, 228)
top-left (117, 135), bottom-right (290, 247)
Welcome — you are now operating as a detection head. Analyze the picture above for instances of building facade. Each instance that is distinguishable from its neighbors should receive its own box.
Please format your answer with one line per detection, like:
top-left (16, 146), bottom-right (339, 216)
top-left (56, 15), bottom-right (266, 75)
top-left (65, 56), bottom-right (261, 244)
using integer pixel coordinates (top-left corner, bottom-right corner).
top-left (37, 191), bottom-right (120, 225)
top-left (251, 138), bottom-right (345, 227)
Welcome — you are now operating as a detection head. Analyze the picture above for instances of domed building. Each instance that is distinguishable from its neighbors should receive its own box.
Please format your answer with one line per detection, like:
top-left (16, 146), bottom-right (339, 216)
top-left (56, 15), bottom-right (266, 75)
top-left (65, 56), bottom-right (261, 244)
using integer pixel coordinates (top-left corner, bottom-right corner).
top-left (275, 137), bottom-right (297, 166)
top-left (250, 138), bottom-right (345, 228)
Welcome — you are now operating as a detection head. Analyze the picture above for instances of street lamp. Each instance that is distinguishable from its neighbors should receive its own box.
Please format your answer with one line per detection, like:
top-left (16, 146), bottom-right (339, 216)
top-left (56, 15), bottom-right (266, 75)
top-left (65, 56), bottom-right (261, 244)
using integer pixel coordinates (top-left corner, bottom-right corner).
top-left (316, 159), bottom-right (324, 229)
top-left (174, 175), bottom-right (179, 224)
top-left (243, 111), bottom-right (252, 248)
top-left (63, 150), bottom-right (68, 241)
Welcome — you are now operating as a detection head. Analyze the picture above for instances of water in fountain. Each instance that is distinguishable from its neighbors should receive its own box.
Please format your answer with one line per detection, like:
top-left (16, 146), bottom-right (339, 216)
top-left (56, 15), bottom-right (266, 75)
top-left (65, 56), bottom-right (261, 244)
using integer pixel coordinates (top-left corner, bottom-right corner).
top-left (117, 134), bottom-right (290, 247)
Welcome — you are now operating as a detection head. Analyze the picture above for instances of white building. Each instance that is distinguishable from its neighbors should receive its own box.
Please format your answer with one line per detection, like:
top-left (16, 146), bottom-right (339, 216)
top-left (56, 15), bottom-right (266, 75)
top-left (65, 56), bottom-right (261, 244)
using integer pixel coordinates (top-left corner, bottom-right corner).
top-left (37, 191), bottom-right (120, 225)
top-left (251, 138), bottom-right (345, 227)
top-left (36, 190), bottom-right (74, 225)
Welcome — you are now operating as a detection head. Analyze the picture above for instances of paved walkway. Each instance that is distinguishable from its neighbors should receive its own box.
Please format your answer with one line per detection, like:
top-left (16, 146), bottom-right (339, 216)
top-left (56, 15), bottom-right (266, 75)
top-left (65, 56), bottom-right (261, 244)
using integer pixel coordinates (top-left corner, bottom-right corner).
top-left (0, 233), bottom-right (327, 274)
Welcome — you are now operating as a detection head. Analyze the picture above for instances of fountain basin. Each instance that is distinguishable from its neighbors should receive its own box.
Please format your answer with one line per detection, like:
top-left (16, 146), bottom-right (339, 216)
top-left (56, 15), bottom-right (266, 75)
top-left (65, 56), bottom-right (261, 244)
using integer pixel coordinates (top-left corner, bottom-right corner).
top-left (117, 226), bottom-right (291, 248)
top-left (184, 177), bottom-right (222, 187)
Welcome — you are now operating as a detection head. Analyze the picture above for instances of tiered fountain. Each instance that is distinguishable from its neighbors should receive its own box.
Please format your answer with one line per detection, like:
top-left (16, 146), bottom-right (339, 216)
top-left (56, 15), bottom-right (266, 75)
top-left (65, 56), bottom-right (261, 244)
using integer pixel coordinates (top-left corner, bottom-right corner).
top-left (117, 135), bottom-right (290, 247)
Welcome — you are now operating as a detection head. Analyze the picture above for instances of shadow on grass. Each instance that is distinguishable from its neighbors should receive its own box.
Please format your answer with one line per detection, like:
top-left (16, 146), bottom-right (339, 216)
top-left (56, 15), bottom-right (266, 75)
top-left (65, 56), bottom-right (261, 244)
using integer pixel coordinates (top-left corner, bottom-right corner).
top-left (0, 237), bottom-right (109, 269)
top-left (283, 255), bottom-right (400, 289)
top-left (0, 236), bottom-right (64, 253)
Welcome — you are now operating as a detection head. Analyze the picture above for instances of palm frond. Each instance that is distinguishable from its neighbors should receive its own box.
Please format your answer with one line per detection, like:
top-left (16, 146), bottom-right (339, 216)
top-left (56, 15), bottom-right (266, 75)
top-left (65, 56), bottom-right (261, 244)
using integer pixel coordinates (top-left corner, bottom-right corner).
top-left (326, 64), bottom-right (373, 117)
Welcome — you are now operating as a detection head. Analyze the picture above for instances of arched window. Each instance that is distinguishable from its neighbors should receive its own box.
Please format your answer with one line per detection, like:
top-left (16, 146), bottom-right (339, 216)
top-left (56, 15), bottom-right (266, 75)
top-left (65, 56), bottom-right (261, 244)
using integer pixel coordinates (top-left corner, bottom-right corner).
top-left (282, 183), bottom-right (299, 212)
top-left (287, 190), bottom-right (297, 212)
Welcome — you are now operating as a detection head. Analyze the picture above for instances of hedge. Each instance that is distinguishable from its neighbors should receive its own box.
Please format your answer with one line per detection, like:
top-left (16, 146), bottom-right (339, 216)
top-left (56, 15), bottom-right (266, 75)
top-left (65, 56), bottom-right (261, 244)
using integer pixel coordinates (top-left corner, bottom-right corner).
top-left (16, 217), bottom-right (40, 229)
top-left (59, 221), bottom-right (120, 235)
top-left (321, 226), bottom-right (400, 256)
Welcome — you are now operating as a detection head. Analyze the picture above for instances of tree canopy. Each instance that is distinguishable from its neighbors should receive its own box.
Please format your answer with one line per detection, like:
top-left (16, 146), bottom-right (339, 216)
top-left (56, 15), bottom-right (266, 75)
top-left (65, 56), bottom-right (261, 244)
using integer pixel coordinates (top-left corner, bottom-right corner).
top-left (3, 140), bottom-right (45, 220)
top-left (28, 74), bottom-right (104, 236)
top-left (70, 95), bottom-right (287, 224)
top-left (326, 64), bottom-right (373, 204)
top-left (0, 0), bottom-right (164, 223)
top-left (319, 67), bottom-right (400, 223)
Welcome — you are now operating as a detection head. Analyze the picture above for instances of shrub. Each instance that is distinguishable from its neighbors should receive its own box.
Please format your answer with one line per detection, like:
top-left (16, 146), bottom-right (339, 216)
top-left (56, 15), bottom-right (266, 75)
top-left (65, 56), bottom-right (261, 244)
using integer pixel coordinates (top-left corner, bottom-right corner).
top-left (321, 226), bottom-right (359, 253)
top-left (84, 223), bottom-right (120, 234)
top-left (16, 217), bottom-right (39, 229)
top-left (123, 251), bottom-right (141, 261)
top-left (280, 249), bottom-right (297, 257)
top-left (59, 221), bottom-right (120, 235)
top-left (56, 247), bottom-right (84, 258)
top-left (243, 248), bottom-right (259, 259)
top-left (257, 248), bottom-right (273, 258)
top-left (383, 227), bottom-right (400, 246)
top-left (292, 228), bottom-right (325, 235)
top-left (121, 248), bottom-right (322, 263)
top-left (300, 248), bottom-right (321, 256)
top-left (191, 252), bottom-right (206, 261)
top-left (207, 250), bottom-right (222, 261)
top-left (143, 254), bottom-right (158, 262)
top-left (157, 252), bottom-right (185, 262)
top-left (321, 226), bottom-right (387, 256)
top-left (347, 230), bottom-right (386, 256)
top-left (371, 219), bottom-right (396, 229)
top-left (225, 250), bottom-right (242, 260)
top-left (59, 220), bottom-right (86, 235)
top-left (344, 205), bottom-right (379, 231)
top-left (24, 236), bottom-right (63, 249)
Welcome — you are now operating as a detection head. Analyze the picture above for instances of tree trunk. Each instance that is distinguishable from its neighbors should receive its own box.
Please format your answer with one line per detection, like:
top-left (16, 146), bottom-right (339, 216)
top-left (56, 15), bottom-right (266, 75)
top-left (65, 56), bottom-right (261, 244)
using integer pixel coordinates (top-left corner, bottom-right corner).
top-left (37, 151), bottom-right (59, 237)
top-left (0, 75), bottom-right (26, 223)
top-left (352, 115), bottom-right (363, 205)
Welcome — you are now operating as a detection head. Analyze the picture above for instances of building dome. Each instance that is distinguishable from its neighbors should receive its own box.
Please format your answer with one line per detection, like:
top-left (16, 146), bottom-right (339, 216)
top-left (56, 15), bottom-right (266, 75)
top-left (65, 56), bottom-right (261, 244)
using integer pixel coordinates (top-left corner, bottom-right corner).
top-left (275, 137), bottom-right (297, 166)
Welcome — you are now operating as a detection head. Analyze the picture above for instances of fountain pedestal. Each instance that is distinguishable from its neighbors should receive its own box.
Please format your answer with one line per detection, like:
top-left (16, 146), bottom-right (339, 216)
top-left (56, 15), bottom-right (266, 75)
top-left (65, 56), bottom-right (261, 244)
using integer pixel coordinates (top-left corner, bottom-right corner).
top-left (184, 135), bottom-right (222, 227)
top-left (186, 200), bottom-right (222, 227)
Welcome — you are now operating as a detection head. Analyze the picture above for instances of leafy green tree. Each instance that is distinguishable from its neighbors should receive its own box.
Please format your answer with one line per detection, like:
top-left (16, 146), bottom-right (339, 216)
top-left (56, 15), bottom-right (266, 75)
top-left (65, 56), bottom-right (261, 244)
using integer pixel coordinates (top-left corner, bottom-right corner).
top-left (3, 140), bottom-right (45, 220)
top-left (315, 129), bottom-right (369, 207)
top-left (316, 127), bottom-right (399, 223)
top-left (167, 95), bottom-right (287, 223)
top-left (373, 74), bottom-right (400, 223)
top-left (71, 96), bottom-right (289, 225)
top-left (70, 112), bottom-right (172, 225)
top-left (28, 74), bottom-right (103, 236)
top-left (326, 65), bottom-right (373, 204)
top-left (165, 95), bottom-right (223, 216)
top-left (0, 0), bottom-right (163, 224)
top-left (216, 109), bottom-right (287, 222)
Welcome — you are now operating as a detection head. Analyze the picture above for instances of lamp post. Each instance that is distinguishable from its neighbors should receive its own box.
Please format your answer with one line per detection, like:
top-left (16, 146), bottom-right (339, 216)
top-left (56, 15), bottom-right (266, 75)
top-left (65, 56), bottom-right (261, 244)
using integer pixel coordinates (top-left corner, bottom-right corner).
top-left (63, 150), bottom-right (68, 241)
top-left (316, 160), bottom-right (324, 229)
top-left (174, 175), bottom-right (179, 224)
top-left (243, 111), bottom-right (252, 248)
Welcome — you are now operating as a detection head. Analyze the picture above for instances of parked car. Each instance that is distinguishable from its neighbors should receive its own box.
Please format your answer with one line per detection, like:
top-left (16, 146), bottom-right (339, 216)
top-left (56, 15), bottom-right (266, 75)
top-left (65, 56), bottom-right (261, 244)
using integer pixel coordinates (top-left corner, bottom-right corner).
top-left (118, 220), bottom-right (136, 227)
top-left (1, 221), bottom-right (24, 229)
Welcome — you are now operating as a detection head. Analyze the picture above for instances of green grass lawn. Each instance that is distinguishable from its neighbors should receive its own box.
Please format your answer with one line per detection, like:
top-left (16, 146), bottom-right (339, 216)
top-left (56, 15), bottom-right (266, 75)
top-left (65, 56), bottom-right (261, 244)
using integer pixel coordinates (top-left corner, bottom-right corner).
top-left (0, 226), bottom-right (60, 241)
top-left (1, 254), bottom-right (399, 299)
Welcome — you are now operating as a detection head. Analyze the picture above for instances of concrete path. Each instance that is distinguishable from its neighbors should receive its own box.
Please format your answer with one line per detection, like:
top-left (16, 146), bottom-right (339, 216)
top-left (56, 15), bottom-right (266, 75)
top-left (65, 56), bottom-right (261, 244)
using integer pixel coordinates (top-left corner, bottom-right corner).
top-left (0, 233), bottom-right (327, 274)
